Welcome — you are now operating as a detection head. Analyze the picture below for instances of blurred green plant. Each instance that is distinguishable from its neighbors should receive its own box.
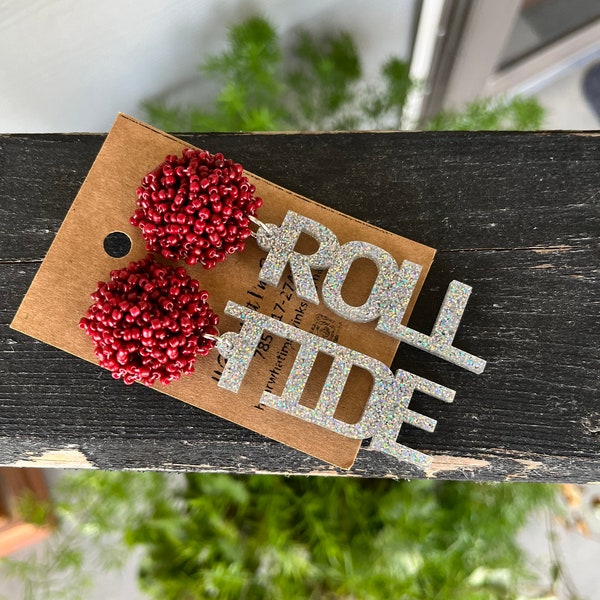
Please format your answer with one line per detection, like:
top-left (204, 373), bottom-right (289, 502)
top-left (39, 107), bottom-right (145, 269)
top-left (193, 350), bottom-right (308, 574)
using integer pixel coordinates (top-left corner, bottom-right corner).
top-left (143, 16), bottom-right (543, 132)
top-left (0, 14), bottom-right (554, 600)
top-left (425, 97), bottom-right (545, 131)
top-left (0, 472), bottom-right (557, 600)
top-left (132, 475), bottom-right (558, 600)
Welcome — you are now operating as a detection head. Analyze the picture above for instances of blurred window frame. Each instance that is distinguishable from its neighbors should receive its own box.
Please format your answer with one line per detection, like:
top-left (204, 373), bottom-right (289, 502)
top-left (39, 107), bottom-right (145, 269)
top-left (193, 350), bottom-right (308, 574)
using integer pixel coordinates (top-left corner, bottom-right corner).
top-left (410, 0), bottom-right (600, 123)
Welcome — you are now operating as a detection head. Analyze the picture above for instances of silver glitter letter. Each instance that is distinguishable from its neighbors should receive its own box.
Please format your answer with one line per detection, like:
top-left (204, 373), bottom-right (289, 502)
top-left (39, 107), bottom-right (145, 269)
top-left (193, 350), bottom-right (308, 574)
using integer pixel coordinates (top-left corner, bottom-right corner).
top-left (377, 280), bottom-right (487, 373)
top-left (255, 211), bottom-right (339, 304)
top-left (322, 241), bottom-right (422, 324)
top-left (371, 369), bottom-right (454, 465)
top-left (217, 302), bottom-right (455, 470)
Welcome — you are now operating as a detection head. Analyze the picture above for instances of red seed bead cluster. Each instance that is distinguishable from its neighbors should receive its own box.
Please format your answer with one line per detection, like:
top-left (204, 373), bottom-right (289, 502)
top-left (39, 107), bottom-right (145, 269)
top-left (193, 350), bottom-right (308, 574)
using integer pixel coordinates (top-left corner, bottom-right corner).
top-left (131, 148), bottom-right (263, 269)
top-left (79, 256), bottom-right (218, 385)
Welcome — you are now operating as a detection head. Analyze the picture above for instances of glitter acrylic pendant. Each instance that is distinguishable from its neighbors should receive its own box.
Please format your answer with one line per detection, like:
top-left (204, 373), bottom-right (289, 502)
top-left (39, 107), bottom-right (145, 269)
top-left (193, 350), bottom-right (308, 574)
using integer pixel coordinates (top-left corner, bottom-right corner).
top-left (215, 302), bottom-right (456, 469)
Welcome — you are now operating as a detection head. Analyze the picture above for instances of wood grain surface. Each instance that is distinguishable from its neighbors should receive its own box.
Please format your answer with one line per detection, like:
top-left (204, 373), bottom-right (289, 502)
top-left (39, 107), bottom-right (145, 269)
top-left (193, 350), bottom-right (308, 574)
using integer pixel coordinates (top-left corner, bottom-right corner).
top-left (1, 131), bottom-right (598, 482)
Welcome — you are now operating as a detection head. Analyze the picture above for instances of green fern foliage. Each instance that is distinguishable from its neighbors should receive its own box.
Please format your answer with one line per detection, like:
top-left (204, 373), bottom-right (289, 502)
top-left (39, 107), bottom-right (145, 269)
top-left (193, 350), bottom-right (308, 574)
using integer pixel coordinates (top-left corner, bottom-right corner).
top-left (143, 16), bottom-right (543, 133)
top-left (130, 475), bottom-right (554, 600)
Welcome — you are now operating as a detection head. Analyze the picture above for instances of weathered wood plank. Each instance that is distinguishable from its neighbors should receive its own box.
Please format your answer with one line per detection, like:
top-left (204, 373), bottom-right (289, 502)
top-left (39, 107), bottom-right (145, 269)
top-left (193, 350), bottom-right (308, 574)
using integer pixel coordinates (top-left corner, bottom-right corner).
top-left (0, 131), bottom-right (598, 481)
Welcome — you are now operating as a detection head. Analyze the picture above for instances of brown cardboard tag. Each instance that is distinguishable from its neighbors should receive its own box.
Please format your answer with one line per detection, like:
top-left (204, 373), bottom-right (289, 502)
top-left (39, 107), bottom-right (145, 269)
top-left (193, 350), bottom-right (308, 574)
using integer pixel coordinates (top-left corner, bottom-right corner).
top-left (11, 114), bottom-right (435, 469)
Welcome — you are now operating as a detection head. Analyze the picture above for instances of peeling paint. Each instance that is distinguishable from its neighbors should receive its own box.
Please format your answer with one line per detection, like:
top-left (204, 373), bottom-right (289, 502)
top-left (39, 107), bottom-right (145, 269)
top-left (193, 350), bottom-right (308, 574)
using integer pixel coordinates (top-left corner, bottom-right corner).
top-left (515, 458), bottom-right (544, 471)
top-left (10, 446), bottom-right (95, 469)
top-left (302, 469), bottom-right (347, 477)
top-left (506, 459), bottom-right (545, 480)
top-left (425, 455), bottom-right (490, 477)
top-left (532, 245), bottom-right (571, 254)
top-left (159, 463), bottom-right (222, 471)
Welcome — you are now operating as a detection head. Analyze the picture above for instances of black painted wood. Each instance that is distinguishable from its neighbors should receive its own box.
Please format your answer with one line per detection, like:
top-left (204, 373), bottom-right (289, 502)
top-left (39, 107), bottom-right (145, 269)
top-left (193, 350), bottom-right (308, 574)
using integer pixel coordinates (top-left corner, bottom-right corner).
top-left (0, 131), bottom-right (598, 482)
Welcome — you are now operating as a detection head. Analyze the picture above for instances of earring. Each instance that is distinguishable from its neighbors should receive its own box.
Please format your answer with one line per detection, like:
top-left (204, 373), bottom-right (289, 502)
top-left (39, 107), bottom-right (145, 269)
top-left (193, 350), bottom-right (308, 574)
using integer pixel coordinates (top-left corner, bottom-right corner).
top-left (130, 148), bottom-right (262, 269)
top-left (82, 148), bottom-right (268, 386)
top-left (79, 255), bottom-right (218, 386)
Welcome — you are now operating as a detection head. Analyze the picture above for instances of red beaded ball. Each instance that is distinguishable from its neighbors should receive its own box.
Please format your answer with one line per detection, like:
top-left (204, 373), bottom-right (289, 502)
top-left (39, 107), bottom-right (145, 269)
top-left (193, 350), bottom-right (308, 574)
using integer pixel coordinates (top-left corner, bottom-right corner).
top-left (79, 255), bottom-right (219, 386)
top-left (130, 148), bottom-right (263, 269)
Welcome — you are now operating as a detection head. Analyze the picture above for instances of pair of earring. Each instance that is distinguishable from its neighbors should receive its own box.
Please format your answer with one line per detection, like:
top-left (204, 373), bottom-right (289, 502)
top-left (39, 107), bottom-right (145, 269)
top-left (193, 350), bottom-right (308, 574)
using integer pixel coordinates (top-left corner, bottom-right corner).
top-left (80, 145), bottom-right (486, 468)
top-left (80, 148), bottom-right (265, 386)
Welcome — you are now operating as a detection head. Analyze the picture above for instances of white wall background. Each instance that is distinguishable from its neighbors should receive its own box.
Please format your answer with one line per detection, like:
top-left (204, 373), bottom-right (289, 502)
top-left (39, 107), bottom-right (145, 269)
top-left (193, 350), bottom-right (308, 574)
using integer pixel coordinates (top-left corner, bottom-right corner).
top-left (0, 0), bottom-right (418, 132)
